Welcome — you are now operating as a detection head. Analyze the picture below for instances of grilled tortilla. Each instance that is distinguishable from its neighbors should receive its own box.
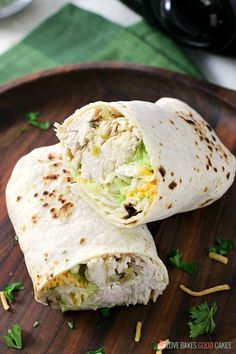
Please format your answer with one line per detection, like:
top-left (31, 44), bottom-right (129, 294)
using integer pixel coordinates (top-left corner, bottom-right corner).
top-left (55, 98), bottom-right (235, 228)
top-left (6, 144), bottom-right (168, 311)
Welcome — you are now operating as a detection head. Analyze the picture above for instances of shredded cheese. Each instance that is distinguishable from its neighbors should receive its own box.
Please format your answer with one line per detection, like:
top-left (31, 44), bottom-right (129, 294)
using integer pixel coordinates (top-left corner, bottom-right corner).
top-left (180, 284), bottom-right (230, 297)
top-left (208, 252), bottom-right (228, 264)
top-left (0, 291), bottom-right (10, 311)
top-left (134, 321), bottom-right (142, 342)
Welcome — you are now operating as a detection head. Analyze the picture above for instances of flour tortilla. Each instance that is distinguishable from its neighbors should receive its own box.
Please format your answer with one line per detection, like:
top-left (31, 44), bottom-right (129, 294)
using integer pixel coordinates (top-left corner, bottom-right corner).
top-left (55, 98), bottom-right (235, 228)
top-left (6, 144), bottom-right (168, 310)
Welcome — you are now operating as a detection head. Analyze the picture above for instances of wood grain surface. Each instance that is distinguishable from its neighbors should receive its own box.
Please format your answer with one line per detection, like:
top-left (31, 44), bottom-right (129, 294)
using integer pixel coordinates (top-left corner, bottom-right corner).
top-left (0, 63), bottom-right (235, 354)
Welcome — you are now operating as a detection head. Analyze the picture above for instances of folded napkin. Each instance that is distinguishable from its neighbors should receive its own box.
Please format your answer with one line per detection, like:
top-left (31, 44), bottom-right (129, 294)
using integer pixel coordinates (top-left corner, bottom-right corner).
top-left (0, 3), bottom-right (202, 84)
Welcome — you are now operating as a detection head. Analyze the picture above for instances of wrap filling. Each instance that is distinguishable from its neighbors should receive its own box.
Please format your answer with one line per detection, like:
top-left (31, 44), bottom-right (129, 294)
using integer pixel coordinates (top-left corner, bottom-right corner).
top-left (39, 254), bottom-right (166, 311)
top-left (56, 105), bottom-right (157, 224)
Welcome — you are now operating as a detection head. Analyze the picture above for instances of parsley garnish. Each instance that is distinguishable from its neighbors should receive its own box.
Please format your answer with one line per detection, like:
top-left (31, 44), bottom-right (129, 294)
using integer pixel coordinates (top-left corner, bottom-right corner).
top-left (86, 347), bottom-right (105, 354)
top-left (188, 302), bottom-right (217, 338)
top-left (168, 248), bottom-right (197, 274)
top-left (67, 321), bottom-right (75, 330)
top-left (3, 282), bottom-right (24, 304)
top-left (3, 324), bottom-right (22, 349)
top-left (153, 343), bottom-right (158, 351)
top-left (26, 112), bottom-right (50, 131)
top-left (100, 308), bottom-right (110, 317)
top-left (14, 235), bottom-right (19, 242)
top-left (209, 238), bottom-right (234, 255)
top-left (33, 321), bottom-right (40, 328)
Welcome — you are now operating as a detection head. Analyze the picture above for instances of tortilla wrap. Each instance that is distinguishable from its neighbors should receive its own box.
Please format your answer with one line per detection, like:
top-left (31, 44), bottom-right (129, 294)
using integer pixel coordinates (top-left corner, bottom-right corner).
top-left (55, 98), bottom-right (235, 228)
top-left (6, 144), bottom-right (168, 311)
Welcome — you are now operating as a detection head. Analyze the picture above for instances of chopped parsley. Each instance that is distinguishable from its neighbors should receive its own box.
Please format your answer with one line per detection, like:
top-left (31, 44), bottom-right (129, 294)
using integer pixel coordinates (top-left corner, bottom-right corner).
top-left (3, 324), bottom-right (22, 349)
top-left (26, 112), bottom-right (50, 131)
top-left (188, 302), bottom-right (217, 338)
top-left (67, 321), bottom-right (75, 330)
top-left (33, 321), bottom-right (40, 328)
top-left (208, 238), bottom-right (234, 256)
top-left (14, 235), bottom-right (19, 242)
top-left (100, 308), bottom-right (110, 318)
top-left (153, 343), bottom-right (158, 351)
top-left (3, 282), bottom-right (24, 304)
top-left (86, 347), bottom-right (105, 354)
top-left (168, 248), bottom-right (197, 274)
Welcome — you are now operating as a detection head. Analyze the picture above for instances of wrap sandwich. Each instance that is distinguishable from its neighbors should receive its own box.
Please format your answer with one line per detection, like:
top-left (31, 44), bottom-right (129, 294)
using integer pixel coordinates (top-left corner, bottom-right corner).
top-left (6, 145), bottom-right (168, 311)
top-left (55, 98), bottom-right (236, 228)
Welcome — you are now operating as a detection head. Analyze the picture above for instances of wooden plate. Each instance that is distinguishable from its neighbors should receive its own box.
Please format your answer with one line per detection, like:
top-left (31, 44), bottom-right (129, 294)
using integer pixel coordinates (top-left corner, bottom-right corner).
top-left (0, 63), bottom-right (235, 354)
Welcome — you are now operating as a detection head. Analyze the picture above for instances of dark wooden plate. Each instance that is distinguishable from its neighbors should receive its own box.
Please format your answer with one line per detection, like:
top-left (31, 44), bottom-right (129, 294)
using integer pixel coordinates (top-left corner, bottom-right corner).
top-left (0, 63), bottom-right (235, 354)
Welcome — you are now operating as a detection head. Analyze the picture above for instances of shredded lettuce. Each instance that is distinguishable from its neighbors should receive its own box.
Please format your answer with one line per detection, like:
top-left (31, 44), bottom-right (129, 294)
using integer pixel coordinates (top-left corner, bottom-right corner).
top-left (100, 178), bottom-right (129, 205)
top-left (86, 142), bottom-right (153, 206)
top-left (114, 194), bottom-right (126, 204)
top-left (53, 265), bottom-right (98, 311)
top-left (88, 183), bottom-right (101, 194)
top-left (69, 264), bottom-right (87, 281)
top-left (87, 178), bottom-right (129, 205)
top-left (87, 283), bottom-right (98, 291)
top-left (133, 141), bottom-right (150, 166)
top-left (114, 178), bottom-right (129, 194)
top-left (79, 140), bottom-right (155, 209)
top-left (69, 266), bottom-right (98, 291)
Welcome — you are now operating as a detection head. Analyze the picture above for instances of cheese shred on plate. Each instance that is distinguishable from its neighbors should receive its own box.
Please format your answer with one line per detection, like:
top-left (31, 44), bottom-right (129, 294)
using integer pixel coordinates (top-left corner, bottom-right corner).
top-left (134, 321), bottom-right (142, 342)
top-left (208, 252), bottom-right (228, 264)
top-left (0, 291), bottom-right (10, 311)
top-left (180, 284), bottom-right (230, 297)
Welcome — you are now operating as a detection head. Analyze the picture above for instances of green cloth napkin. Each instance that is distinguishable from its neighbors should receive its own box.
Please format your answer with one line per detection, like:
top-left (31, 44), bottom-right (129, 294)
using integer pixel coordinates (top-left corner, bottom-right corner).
top-left (0, 3), bottom-right (202, 84)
